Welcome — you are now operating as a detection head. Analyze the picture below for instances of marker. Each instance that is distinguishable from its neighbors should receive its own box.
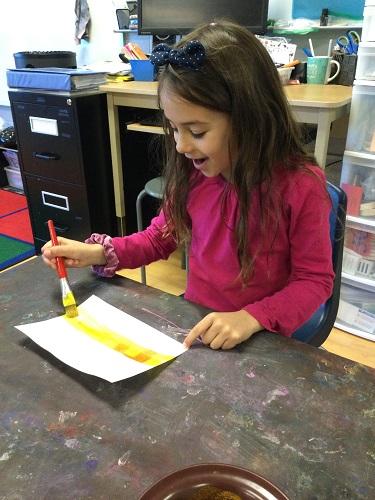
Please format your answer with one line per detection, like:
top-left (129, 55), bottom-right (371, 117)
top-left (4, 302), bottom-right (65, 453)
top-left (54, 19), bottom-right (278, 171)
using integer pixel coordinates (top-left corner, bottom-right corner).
top-left (303, 47), bottom-right (313, 58)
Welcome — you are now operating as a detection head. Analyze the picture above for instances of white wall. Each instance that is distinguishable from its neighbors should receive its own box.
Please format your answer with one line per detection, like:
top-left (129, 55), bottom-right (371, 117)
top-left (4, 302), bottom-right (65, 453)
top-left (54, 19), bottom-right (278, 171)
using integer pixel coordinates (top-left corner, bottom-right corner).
top-left (0, 0), bottom-right (292, 114)
top-left (0, 0), bottom-right (123, 108)
top-left (268, 0), bottom-right (292, 22)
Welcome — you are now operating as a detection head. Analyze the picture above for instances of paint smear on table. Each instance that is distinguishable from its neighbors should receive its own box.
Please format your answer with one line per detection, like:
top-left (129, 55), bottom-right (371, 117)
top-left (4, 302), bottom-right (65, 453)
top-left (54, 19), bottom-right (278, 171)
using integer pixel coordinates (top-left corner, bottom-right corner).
top-left (15, 295), bottom-right (186, 382)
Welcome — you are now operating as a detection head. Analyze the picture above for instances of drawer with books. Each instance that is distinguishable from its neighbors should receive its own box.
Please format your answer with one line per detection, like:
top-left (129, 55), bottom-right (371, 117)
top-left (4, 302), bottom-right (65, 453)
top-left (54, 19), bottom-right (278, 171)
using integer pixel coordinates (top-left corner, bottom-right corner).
top-left (336, 281), bottom-right (375, 340)
top-left (340, 151), bottom-right (375, 218)
top-left (343, 224), bottom-right (375, 281)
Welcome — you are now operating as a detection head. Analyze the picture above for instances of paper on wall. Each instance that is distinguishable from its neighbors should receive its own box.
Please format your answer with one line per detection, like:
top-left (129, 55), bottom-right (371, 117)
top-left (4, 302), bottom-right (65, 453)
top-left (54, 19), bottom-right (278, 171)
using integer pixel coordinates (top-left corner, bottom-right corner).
top-left (15, 295), bottom-right (187, 383)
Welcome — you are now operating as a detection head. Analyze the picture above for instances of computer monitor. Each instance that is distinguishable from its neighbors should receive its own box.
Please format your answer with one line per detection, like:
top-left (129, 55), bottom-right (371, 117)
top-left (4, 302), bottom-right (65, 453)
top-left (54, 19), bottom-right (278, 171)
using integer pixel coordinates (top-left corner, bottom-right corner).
top-left (138, 0), bottom-right (269, 37)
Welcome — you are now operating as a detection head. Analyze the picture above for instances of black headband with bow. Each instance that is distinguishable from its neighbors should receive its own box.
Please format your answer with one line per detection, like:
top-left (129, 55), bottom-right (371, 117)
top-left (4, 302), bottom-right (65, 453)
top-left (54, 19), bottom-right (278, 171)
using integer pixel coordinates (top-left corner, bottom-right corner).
top-left (150, 40), bottom-right (205, 71)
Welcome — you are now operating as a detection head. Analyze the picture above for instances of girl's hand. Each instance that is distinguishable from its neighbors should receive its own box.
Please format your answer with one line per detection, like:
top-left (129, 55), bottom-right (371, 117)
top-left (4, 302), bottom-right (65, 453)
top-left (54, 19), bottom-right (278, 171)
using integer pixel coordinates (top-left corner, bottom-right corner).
top-left (41, 237), bottom-right (107, 270)
top-left (183, 310), bottom-right (263, 350)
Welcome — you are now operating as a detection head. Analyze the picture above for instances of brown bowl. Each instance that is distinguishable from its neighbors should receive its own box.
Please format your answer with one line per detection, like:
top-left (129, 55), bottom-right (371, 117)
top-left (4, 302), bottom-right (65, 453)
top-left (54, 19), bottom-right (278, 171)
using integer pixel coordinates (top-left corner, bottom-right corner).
top-left (139, 463), bottom-right (289, 500)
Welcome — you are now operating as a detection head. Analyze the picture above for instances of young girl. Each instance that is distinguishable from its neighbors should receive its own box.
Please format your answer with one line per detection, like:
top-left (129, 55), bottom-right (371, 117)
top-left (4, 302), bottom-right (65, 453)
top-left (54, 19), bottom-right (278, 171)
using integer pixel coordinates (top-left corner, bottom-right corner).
top-left (42, 21), bottom-right (334, 350)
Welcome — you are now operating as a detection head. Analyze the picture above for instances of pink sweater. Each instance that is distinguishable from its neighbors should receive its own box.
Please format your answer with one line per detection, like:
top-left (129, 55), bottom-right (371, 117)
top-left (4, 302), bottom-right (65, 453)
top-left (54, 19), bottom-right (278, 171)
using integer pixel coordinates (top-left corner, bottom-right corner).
top-left (109, 166), bottom-right (334, 336)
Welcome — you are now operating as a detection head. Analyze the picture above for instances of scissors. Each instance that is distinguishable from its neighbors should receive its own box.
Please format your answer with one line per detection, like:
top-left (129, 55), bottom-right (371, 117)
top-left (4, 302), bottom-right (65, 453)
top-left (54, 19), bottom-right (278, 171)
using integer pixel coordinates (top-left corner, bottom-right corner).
top-left (336, 31), bottom-right (360, 55)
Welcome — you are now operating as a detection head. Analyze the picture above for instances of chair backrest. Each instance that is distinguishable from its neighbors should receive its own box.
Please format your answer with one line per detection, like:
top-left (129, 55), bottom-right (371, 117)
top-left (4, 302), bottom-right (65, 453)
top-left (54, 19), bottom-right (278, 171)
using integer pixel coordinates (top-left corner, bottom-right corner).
top-left (291, 181), bottom-right (347, 346)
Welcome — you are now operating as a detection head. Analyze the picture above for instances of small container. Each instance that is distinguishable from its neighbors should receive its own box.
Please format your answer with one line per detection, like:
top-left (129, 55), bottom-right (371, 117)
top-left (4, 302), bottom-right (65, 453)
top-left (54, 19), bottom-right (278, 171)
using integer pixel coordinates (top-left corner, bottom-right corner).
top-left (333, 53), bottom-right (357, 87)
top-left (2, 150), bottom-right (20, 169)
top-left (129, 59), bottom-right (155, 81)
top-left (4, 166), bottom-right (23, 190)
top-left (320, 8), bottom-right (329, 26)
top-left (277, 67), bottom-right (292, 85)
top-left (342, 248), bottom-right (362, 275)
top-left (357, 257), bottom-right (375, 276)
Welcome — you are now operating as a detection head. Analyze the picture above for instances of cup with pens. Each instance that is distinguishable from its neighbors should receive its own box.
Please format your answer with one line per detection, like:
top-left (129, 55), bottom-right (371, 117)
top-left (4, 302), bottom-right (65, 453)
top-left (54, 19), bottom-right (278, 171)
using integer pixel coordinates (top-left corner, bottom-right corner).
top-left (305, 38), bottom-right (341, 85)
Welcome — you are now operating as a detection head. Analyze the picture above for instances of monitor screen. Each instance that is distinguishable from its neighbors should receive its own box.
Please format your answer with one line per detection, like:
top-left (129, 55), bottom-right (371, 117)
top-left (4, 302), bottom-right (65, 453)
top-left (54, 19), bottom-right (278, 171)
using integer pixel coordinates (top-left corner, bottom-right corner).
top-left (138, 0), bottom-right (269, 36)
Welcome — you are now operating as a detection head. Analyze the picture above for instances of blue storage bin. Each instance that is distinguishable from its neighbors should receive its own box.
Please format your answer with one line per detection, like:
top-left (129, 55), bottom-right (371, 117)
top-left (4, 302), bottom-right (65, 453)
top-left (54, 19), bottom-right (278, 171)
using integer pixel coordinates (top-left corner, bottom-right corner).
top-left (129, 59), bottom-right (155, 81)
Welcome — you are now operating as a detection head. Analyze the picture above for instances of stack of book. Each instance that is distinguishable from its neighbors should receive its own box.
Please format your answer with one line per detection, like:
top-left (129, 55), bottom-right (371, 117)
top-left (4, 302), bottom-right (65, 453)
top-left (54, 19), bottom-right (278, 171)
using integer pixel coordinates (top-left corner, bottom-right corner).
top-left (121, 43), bottom-right (148, 60)
top-left (6, 67), bottom-right (108, 92)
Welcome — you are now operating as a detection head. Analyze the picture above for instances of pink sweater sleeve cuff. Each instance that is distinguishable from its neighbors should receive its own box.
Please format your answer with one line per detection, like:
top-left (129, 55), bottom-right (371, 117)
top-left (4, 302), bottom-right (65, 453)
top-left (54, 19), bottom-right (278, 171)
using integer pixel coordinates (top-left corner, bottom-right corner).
top-left (85, 233), bottom-right (119, 277)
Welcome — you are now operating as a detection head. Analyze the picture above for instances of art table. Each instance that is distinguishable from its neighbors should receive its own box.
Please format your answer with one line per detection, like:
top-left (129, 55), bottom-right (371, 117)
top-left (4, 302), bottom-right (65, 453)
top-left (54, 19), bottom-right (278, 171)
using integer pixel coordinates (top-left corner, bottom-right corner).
top-left (0, 257), bottom-right (374, 499)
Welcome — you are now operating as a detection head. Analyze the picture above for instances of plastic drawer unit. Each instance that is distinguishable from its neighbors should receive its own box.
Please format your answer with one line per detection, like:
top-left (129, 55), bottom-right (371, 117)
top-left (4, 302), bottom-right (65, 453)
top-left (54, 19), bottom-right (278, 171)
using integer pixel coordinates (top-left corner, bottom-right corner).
top-left (337, 281), bottom-right (375, 340)
top-left (341, 151), bottom-right (375, 217)
top-left (345, 84), bottom-right (375, 156)
top-left (362, 0), bottom-right (375, 43)
top-left (355, 43), bottom-right (375, 82)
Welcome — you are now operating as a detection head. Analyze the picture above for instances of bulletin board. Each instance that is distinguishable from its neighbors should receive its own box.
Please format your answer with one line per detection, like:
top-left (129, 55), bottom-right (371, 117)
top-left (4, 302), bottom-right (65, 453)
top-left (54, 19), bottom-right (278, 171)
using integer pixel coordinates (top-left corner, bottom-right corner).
top-left (292, 1), bottom-right (365, 21)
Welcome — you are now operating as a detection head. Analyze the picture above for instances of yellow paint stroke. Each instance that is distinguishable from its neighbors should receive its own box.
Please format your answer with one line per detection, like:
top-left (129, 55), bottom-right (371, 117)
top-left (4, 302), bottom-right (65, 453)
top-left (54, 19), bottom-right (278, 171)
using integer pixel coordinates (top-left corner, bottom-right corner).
top-left (63, 308), bottom-right (174, 366)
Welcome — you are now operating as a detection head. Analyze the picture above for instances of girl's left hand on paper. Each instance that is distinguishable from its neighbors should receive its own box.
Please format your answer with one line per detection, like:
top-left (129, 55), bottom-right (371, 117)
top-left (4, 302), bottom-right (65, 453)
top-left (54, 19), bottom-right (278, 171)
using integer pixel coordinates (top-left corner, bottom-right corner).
top-left (183, 310), bottom-right (263, 350)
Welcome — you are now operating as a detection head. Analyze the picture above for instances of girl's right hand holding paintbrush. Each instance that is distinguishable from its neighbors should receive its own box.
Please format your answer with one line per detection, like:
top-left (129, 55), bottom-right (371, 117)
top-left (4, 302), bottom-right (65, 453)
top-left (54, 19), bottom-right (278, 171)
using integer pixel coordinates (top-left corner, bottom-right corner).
top-left (42, 237), bottom-right (107, 270)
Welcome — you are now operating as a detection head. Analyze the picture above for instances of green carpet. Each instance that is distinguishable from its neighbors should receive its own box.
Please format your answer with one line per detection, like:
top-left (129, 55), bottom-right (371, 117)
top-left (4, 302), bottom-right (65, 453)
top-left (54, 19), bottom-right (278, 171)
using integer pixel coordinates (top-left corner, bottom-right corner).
top-left (0, 189), bottom-right (35, 271)
top-left (0, 234), bottom-right (35, 271)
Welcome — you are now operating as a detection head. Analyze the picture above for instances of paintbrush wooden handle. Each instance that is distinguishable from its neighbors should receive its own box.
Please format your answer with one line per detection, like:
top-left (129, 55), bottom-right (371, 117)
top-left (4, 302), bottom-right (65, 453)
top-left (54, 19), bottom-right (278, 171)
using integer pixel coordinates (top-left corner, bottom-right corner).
top-left (47, 220), bottom-right (67, 279)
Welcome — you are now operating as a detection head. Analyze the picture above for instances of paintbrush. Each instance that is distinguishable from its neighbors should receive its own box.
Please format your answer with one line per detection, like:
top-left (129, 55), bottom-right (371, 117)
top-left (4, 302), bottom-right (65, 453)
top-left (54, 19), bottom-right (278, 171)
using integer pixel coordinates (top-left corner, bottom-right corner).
top-left (47, 220), bottom-right (78, 318)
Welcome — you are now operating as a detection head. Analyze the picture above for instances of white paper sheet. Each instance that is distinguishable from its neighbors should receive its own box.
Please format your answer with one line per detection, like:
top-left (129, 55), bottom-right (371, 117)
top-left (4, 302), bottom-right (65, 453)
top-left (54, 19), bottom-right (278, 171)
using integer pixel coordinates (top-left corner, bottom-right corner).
top-left (15, 295), bottom-right (187, 382)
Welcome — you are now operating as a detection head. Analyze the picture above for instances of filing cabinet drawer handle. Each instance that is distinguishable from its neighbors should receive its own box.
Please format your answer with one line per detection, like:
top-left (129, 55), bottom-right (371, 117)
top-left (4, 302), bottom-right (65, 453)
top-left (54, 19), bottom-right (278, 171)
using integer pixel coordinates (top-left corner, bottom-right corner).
top-left (33, 152), bottom-right (61, 160)
top-left (44, 221), bottom-right (69, 233)
top-left (42, 191), bottom-right (70, 211)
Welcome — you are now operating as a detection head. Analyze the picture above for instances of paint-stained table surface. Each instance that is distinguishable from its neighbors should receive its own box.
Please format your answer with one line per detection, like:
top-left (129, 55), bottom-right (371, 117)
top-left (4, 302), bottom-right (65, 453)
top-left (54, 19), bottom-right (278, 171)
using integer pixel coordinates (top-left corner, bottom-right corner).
top-left (1, 257), bottom-right (374, 499)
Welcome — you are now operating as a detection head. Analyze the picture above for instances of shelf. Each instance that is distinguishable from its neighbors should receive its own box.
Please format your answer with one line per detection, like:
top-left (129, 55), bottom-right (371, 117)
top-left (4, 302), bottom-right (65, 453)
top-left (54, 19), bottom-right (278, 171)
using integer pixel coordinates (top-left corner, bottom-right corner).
top-left (314, 25), bottom-right (363, 30)
top-left (269, 24), bottom-right (363, 35)
top-left (346, 215), bottom-right (375, 229)
top-left (334, 319), bottom-right (375, 341)
top-left (344, 150), bottom-right (375, 162)
top-left (127, 123), bottom-right (164, 134)
top-left (114, 29), bottom-right (137, 33)
top-left (342, 272), bottom-right (375, 292)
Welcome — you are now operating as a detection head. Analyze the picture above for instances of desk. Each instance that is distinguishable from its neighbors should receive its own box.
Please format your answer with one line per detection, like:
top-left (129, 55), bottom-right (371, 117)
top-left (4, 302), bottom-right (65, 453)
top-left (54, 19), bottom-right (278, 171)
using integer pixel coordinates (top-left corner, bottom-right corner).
top-left (1, 257), bottom-right (374, 499)
top-left (99, 82), bottom-right (352, 235)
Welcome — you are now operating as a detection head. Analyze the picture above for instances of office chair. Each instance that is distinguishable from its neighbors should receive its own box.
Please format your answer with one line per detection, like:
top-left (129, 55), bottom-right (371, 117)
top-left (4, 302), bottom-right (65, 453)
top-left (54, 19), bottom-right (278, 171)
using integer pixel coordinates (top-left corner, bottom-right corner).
top-left (291, 181), bottom-right (347, 347)
top-left (136, 176), bottom-right (187, 285)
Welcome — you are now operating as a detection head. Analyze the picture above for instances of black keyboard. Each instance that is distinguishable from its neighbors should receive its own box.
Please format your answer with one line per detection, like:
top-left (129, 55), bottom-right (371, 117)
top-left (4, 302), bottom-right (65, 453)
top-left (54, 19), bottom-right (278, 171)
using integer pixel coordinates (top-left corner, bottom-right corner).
top-left (15, 50), bottom-right (75, 56)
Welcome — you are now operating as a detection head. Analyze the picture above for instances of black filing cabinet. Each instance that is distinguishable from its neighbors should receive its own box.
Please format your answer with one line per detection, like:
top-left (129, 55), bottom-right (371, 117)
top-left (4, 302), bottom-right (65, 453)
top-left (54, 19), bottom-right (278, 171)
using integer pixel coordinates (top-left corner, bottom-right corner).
top-left (9, 90), bottom-right (117, 252)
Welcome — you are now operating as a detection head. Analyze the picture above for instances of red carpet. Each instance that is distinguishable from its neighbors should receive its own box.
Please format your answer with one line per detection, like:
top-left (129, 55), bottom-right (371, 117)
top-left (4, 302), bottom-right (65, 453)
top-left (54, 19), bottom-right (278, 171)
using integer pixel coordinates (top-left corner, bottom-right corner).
top-left (0, 189), bottom-right (29, 217)
top-left (0, 189), bottom-right (35, 271)
top-left (0, 205), bottom-right (34, 242)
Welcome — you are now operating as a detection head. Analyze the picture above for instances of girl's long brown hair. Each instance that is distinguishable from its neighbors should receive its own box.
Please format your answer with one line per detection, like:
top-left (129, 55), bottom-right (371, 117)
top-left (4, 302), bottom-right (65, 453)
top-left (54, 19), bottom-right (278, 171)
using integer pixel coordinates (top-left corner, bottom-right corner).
top-left (156, 21), bottom-right (319, 283)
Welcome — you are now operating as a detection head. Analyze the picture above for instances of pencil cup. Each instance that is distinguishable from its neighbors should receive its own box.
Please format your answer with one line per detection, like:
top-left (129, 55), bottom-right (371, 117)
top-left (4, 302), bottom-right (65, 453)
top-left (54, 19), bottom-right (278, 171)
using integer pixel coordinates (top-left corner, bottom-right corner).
top-left (129, 59), bottom-right (155, 81)
top-left (307, 56), bottom-right (341, 84)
